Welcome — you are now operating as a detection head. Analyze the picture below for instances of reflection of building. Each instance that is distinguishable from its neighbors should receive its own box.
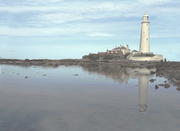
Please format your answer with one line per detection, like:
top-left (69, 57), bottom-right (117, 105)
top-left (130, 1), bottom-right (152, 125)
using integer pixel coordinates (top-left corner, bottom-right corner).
top-left (128, 68), bottom-right (155, 113)
top-left (0, 66), bottom-right (1, 75)
top-left (98, 65), bottom-right (130, 84)
top-left (127, 68), bottom-right (155, 113)
top-left (82, 65), bottom-right (155, 113)
top-left (139, 75), bottom-right (149, 113)
top-left (0, 66), bottom-right (1, 73)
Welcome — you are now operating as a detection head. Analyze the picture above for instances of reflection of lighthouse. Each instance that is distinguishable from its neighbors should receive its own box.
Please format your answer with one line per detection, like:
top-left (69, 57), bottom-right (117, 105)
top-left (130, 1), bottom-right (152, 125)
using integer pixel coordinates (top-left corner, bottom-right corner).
top-left (0, 66), bottom-right (2, 84)
top-left (0, 66), bottom-right (1, 75)
top-left (138, 75), bottom-right (149, 113)
top-left (125, 67), bottom-right (155, 113)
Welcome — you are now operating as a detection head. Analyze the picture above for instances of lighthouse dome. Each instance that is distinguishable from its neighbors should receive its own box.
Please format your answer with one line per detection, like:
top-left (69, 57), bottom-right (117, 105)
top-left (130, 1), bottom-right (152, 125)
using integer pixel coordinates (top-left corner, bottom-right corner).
top-left (144, 12), bottom-right (148, 16)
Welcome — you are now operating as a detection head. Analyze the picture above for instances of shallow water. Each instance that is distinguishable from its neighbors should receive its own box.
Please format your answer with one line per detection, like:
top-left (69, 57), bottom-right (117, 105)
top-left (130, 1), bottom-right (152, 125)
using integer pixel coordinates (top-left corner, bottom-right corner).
top-left (0, 65), bottom-right (180, 131)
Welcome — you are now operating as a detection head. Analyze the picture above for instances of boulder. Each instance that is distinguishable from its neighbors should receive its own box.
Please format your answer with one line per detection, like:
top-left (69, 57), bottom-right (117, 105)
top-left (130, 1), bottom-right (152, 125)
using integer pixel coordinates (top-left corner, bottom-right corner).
top-left (174, 80), bottom-right (180, 86)
top-left (164, 83), bottom-right (170, 88)
top-left (25, 76), bottom-right (28, 79)
top-left (150, 71), bottom-right (156, 74)
top-left (159, 84), bottom-right (165, 86)
top-left (150, 79), bottom-right (156, 82)
top-left (176, 87), bottom-right (180, 91)
top-left (155, 85), bottom-right (159, 90)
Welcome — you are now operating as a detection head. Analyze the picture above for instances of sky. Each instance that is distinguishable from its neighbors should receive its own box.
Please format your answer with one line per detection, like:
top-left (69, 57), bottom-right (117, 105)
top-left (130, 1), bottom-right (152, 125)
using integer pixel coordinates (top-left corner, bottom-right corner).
top-left (0, 0), bottom-right (179, 61)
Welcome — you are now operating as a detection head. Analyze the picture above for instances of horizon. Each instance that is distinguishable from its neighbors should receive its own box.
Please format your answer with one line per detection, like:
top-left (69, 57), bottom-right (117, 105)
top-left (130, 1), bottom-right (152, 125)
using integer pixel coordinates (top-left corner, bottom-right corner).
top-left (0, 0), bottom-right (180, 61)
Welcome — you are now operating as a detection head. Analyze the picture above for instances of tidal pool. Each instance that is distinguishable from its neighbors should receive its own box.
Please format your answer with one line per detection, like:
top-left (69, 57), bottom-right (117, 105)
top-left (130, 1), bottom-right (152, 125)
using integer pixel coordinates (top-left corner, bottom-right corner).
top-left (0, 65), bottom-right (180, 131)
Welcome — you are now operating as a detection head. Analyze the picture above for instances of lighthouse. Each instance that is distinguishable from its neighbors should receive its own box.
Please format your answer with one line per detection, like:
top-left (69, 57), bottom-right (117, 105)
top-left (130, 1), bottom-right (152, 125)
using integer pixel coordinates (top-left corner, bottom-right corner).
top-left (139, 12), bottom-right (150, 53)
top-left (128, 13), bottom-right (163, 61)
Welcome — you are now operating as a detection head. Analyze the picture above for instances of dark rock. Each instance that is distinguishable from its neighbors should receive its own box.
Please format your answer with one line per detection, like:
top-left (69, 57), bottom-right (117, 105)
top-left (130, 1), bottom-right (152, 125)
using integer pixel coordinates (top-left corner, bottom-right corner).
top-left (25, 76), bottom-right (28, 79)
top-left (155, 85), bottom-right (159, 90)
top-left (164, 83), bottom-right (170, 88)
top-left (176, 87), bottom-right (180, 91)
top-left (159, 84), bottom-right (165, 86)
top-left (174, 80), bottom-right (180, 86)
top-left (150, 79), bottom-right (156, 82)
top-left (74, 74), bottom-right (79, 76)
top-left (150, 71), bottom-right (156, 74)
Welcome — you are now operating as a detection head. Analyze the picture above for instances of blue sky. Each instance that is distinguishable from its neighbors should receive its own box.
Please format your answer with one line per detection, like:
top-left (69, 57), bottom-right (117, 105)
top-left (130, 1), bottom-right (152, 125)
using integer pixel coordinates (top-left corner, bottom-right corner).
top-left (0, 0), bottom-right (179, 61)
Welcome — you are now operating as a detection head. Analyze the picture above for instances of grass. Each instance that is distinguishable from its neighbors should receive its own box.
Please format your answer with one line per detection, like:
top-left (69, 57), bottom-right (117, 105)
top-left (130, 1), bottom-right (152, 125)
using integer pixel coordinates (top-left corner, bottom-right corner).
top-left (133, 53), bottom-right (155, 57)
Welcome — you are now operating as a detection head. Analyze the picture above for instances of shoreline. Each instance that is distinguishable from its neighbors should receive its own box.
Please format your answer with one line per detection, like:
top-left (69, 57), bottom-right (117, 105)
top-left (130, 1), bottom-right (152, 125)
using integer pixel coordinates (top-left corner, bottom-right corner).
top-left (1, 59), bottom-right (180, 88)
top-left (0, 58), bottom-right (179, 68)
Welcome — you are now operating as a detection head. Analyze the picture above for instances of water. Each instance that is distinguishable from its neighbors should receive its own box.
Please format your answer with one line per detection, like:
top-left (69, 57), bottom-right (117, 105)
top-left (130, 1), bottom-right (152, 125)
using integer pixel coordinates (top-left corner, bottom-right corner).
top-left (0, 65), bottom-right (180, 131)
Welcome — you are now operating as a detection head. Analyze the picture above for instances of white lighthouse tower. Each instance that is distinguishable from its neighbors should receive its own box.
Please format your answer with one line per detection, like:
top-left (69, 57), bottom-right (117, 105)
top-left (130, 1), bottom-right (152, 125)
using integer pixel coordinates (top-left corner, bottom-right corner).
top-left (139, 12), bottom-right (150, 53)
top-left (128, 13), bottom-right (163, 61)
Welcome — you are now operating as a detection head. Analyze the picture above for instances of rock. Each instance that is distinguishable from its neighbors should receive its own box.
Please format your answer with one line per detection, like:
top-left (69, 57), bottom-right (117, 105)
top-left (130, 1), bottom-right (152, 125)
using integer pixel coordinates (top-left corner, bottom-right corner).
top-left (155, 85), bottom-right (159, 90)
top-left (74, 74), bottom-right (79, 76)
top-left (176, 87), bottom-right (180, 91)
top-left (174, 80), bottom-right (180, 86)
top-left (150, 71), bottom-right (156, 74)
top-left (159, 84), bottom-right (165, 86)
top-left (43, 74), bottom-right (46, 76)
top-left (25, 76), bottom-right (28, 79)
top-left (150, 79), bottom-right (156, 82)
top-left (164, 80), bottom-right (167, 83)
top-left (164, 83), bottom-right (170, 88)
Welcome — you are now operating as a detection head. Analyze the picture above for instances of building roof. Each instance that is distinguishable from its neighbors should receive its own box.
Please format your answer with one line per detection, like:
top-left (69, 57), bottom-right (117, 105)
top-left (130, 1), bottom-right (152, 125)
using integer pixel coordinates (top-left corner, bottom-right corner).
top-left (132, 50), bottom-right (138, 52)
top-left (98, 52), bottom-right (106, 55)
top-left (144, 12), bottom-right (148, 16)
top-left (114, 46), bottom-right (126, 50)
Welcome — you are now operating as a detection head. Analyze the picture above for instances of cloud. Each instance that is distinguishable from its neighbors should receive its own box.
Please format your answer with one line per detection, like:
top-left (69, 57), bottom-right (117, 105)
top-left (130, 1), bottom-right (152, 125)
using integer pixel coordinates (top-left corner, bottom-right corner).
top-left (0, 6), bottom-right (60, 13)
top-left (27, 0), bottom-right (64, 5)
top-left (87, 32), bottom-right (115, 37)
top-left (0, 27), bottom-right (64, 36)
top-left (39, 0), bottom-right (64, 3)
top-left (138, 0), bottom-right (171, 5)
top-left (0, 1), bottom-right (134, 15)
top-left (35, 13), bottom-right (83, 24)
top-left (0, 24), bottom-right (105, 36)
top-left (0, 0), bottom-right (179, 39)
top-left (0, 0), bottom-right (64, 6)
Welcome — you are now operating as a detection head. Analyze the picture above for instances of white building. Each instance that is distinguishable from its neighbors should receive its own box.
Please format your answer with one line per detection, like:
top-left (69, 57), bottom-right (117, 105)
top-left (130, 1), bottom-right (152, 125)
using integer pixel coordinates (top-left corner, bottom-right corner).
top-left (139, 12), bottom-right (150, 54)
top-left (128, 13), bottom-right (163, 61)
top-left (106, 45), bottom-right (130, 55)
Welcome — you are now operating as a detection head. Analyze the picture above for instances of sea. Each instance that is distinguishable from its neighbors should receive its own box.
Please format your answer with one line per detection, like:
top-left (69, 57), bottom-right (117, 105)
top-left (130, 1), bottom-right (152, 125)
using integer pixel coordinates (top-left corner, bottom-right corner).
top-left (0, 65), bottom-right (180, 131)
